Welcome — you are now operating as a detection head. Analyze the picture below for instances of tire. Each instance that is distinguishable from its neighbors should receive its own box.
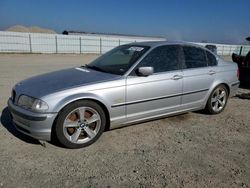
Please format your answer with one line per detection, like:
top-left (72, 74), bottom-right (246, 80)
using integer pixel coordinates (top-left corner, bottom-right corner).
top-left (205, 84), bottom-right (229, 114)
top-left (55, 100), bottom-right (106, 149)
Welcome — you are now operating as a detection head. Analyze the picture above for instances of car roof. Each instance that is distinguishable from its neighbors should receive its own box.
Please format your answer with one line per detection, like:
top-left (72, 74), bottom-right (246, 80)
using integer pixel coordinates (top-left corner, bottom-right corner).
top-left (129, 40), bottom-right (219, 57)
top-left (130, 40), bottom-right (205, 49)
top-left (130, 40), bottom-right (219, 57)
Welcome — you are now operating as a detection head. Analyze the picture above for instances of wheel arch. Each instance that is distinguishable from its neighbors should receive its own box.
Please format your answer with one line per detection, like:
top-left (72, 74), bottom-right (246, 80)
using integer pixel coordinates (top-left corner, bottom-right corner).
top-left (202, 81), bottom-right (230, 108)
top-left (214, 82), bottom-right (230, 95)
top-left (204, 82), bottom-right (230, 114)
top-left (221, 83), bottom-right (230, 95)
top-left (204, 81), bottom-right (230, 105)
top-left (51, 97), bottom-right (111, 140)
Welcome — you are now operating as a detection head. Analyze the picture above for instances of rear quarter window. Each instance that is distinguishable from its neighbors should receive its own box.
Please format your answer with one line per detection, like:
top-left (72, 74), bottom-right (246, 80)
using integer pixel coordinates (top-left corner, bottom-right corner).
top-left (206, 51), bottom-right (217, 66)
top-left (183, 46), bottom-right (207, 69)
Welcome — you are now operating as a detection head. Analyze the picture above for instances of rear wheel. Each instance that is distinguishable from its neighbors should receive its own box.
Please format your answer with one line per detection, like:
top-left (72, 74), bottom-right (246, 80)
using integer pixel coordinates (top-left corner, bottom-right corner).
top-left (55, 100), bottom-right (106, 149)
top-left (205, 85), bottom-right (228, 114)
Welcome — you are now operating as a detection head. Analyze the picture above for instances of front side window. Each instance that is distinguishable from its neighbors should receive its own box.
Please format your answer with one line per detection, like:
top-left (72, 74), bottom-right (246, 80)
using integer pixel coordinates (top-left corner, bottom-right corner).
top-left (183, 46), bottom-right (207, 69)
top-left (87, 45), bottom-right (150, 75)
top-left (137, 45), bottom-right (181, 73)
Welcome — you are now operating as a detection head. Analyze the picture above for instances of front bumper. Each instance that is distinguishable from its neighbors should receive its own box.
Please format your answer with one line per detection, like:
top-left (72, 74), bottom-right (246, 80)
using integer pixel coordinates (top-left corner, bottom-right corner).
top-left (7, 98), bottom-right (58, 141)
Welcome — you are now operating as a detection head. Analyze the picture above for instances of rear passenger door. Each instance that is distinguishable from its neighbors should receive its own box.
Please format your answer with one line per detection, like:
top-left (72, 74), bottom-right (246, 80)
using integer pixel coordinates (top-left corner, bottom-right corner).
top-left (181, 46), bottom-right (216, 108)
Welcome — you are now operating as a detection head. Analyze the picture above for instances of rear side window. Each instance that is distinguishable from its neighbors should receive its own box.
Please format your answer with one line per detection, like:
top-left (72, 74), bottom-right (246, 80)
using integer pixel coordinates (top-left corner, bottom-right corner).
top-left (206, 51), bottom-right (217, 66)
top-left (138, 45), bottom-right (181, 73)
top-left (183, 46), bottom-right (207, 69)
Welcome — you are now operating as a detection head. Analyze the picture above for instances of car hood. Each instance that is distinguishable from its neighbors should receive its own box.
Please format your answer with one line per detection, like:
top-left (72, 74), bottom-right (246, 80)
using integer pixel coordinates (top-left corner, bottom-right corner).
top-left (14, 67), bottom-right (120, 98)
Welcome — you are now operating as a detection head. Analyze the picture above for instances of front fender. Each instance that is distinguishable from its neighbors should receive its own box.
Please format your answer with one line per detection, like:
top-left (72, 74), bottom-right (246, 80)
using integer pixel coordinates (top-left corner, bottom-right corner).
top-left (50, 92), bottom-right (112, 113)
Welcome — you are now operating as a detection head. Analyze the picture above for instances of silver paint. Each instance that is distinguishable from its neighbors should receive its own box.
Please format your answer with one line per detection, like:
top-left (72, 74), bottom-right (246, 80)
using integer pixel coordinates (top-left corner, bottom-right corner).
top-left (8, 41), bottom-right (239, 141)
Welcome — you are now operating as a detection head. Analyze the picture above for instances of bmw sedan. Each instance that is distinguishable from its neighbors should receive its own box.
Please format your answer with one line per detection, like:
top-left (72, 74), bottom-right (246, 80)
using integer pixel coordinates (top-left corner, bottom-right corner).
top-left (8, 41), bottom-right (239, 148)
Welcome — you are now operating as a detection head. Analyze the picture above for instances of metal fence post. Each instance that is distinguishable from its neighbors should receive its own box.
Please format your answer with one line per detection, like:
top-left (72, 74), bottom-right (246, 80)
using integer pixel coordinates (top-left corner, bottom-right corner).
top-left (29, 34), bottom-right (32, 53)
top-left (239, 46), bottom-right (243, 55)
top-left (55, 35), bottom-right (58, 53)
top-left (79, 37), bottom-right (82, 54)
top-left (100, 38), bottom-right (102, 54)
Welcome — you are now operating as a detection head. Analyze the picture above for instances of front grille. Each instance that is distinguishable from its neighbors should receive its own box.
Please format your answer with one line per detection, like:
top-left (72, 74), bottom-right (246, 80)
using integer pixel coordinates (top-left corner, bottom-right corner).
top-left (12, 89), bottom-right (16, 103)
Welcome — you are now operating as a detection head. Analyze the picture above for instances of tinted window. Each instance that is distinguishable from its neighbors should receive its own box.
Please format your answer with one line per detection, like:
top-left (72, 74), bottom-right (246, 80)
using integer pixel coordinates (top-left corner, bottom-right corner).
top-left (138, 45), bottom-right (181, 73)
top-left (183, 46), bottom-right (207, 68)
top-left (206, 51), bottom-right (217, 66)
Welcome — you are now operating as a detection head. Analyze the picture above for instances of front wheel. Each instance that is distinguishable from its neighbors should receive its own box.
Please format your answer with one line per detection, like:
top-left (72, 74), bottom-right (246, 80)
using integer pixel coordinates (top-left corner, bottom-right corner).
top-left (205, 85), bottom-right (229, 114)
top-left (55, 100), bottom-right (106, 149)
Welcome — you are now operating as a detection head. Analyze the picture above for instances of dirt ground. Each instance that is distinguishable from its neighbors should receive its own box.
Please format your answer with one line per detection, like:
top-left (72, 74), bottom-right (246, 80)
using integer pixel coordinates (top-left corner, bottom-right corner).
top-left (0, 54), bottom-right (249, 188)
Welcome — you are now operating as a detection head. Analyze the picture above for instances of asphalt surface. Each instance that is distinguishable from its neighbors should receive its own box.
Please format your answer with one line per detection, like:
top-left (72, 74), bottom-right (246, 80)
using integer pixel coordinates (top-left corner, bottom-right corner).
top-left (0, 54), bottom-right (249, 188)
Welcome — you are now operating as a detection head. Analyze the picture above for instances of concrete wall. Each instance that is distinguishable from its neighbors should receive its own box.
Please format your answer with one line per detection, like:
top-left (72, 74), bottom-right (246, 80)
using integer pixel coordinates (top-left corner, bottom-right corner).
top-left (0, 31), bottom-right (165, 54)
top-left (0, 31), bottom-right (249, 55)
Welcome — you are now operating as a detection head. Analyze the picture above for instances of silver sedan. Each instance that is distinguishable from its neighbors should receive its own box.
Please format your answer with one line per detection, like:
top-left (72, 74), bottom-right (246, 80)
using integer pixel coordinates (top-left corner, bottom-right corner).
top-left (8, 41), bottom-right (239, 148)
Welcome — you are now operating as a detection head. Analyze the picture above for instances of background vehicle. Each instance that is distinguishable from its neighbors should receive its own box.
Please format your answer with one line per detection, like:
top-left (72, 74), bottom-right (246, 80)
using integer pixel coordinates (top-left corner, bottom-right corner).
top-left (205, 44), bottom-right (217, 54)
top-left (8, 41), bottom-right (239, 148)
top-left (232, 37), bottom-right (250, 83)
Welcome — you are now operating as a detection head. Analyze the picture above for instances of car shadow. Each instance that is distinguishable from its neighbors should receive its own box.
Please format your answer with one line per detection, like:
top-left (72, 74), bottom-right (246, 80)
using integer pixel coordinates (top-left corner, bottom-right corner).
top-left (0, 107), bottom-right (110, 149)
top-left (236, 83), bottom-right (250, 100)
top-left (0, 107), bottom-right (40, 145)
top-left (192, 109), bottom-right (209, 115)
top-left (236, 93), bottom-right (250, 100)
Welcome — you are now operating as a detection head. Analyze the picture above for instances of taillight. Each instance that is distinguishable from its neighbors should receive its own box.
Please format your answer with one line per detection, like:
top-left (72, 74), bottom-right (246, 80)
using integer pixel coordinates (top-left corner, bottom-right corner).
top-left (237, 68), bottom-right (240, 79)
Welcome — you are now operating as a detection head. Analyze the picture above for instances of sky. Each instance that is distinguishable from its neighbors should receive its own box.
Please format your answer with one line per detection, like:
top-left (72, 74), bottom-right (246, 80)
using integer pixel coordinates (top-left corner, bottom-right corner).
top-left (0, 0), bottom-right (250, 44)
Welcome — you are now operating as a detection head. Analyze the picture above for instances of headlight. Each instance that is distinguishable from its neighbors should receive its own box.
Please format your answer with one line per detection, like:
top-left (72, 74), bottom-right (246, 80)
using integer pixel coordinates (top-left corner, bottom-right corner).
top-left (17, 95), bottom-right (49, 112)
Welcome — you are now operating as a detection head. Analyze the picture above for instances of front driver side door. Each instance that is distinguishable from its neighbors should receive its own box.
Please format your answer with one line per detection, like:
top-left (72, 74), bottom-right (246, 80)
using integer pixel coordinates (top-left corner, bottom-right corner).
top-left (126, 45), bottom-right (183, 122)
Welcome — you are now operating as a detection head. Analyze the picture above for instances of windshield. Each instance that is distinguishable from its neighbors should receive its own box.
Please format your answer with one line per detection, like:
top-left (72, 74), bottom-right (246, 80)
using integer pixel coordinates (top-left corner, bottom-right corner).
top-left (86, 45), bottom-right (150, 75)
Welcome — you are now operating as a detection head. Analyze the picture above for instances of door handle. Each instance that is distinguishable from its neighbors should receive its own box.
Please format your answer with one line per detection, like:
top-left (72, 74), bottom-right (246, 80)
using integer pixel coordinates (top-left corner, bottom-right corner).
top-left (171, 75), bottom-right (183, 80)
top-left (208, 70), bottom-right (216, 75)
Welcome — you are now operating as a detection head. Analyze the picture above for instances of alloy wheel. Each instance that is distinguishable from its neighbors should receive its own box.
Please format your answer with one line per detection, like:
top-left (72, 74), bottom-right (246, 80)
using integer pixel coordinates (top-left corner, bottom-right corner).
top-left (211, 87), bottom-right (227, 113)
top-left (62, 107), bottom-right (101, 144)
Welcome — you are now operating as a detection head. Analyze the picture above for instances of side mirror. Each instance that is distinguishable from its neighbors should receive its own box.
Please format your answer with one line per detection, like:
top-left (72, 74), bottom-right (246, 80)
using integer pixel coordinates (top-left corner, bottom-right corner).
top-left (137, 67), bottom-right (154, 76)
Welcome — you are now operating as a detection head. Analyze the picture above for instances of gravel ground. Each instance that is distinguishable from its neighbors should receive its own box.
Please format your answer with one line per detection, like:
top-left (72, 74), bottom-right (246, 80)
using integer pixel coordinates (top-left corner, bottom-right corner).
top-left (0, 54), bottom-right (249, 188)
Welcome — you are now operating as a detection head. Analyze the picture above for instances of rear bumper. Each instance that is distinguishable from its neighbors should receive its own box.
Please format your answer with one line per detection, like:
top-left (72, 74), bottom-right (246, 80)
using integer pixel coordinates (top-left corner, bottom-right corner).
top-left (7, 98), bottom-right (57, 141)
top-left (230, 81), bottom-right (240, 97)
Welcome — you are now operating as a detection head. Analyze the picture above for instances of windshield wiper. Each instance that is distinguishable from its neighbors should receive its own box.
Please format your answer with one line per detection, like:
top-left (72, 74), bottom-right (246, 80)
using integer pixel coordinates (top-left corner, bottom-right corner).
top-left (84, 65), bottom-right (108, 73)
